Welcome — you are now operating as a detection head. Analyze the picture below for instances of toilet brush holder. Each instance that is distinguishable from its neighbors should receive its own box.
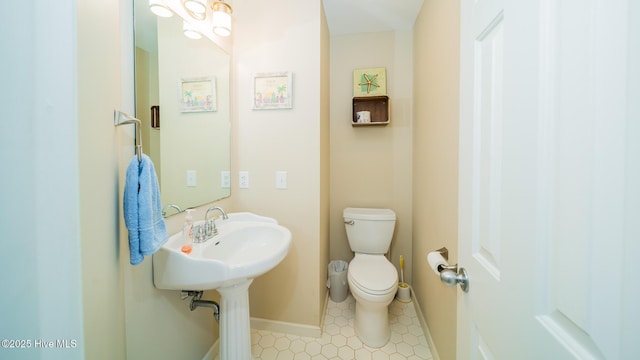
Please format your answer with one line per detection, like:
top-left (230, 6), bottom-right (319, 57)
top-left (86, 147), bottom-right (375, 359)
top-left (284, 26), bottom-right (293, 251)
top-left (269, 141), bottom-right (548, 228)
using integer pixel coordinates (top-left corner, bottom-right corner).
top-left (397, 283), bottom-right (411, 303)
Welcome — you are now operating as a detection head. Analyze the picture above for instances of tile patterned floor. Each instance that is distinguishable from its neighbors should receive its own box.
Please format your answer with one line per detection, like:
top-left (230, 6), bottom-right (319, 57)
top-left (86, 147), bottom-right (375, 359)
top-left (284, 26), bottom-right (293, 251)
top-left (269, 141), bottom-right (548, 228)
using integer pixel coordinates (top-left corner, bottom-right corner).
top-left (249, 294), bottom-right (433, 360)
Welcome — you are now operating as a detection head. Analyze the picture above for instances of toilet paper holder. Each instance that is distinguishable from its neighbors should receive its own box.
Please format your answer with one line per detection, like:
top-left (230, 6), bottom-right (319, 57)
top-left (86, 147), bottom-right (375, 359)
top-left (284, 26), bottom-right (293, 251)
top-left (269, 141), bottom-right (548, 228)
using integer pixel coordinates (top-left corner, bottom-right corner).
top-left (433, 247), bottom-right (469, 293)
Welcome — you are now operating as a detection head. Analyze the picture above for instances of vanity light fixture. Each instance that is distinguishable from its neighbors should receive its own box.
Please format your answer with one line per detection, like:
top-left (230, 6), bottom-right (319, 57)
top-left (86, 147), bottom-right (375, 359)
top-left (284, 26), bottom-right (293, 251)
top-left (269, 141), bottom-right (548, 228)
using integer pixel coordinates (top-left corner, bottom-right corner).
top-left (211, 1), bottom-right (233, 37)
top-left (149, 0), bottom-right (233, 39)
top-left (149, 0), bottom-right (173, 17)
top-left (183, 21), bottom-right (203, 39)
top-left (183, 0), bottom-right (207, 15)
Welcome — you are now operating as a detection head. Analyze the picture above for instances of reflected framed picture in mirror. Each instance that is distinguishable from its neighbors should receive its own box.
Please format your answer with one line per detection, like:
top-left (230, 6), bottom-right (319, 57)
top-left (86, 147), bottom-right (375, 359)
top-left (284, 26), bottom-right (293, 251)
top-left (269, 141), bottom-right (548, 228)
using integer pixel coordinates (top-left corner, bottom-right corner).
top-left (179, 76), bottom-right (216, 112)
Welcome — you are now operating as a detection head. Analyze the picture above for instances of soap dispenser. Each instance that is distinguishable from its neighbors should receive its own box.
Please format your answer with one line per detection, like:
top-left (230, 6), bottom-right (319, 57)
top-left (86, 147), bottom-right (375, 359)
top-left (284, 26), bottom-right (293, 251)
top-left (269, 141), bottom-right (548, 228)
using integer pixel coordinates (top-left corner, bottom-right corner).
top-left (181, 209), bottom-right (195, 254)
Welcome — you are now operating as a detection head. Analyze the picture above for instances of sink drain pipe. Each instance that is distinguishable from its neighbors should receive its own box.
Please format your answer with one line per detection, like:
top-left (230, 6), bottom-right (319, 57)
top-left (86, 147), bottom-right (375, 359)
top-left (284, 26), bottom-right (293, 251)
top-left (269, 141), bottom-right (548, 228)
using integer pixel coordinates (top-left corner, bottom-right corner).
top-left (182, 291), bottom-right (220, 322)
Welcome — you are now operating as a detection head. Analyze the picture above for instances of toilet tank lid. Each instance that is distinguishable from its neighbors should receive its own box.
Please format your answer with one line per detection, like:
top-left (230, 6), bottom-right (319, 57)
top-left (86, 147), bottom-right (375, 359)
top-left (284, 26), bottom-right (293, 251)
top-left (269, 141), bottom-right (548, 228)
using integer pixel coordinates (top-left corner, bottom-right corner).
top-left (343, 208), bottom-right (396, 221)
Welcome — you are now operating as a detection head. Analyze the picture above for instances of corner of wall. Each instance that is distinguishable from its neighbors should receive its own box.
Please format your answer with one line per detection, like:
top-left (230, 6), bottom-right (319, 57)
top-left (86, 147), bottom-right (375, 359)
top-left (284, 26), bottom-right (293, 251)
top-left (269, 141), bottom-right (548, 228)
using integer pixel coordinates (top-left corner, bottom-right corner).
top-left (411, 1), bottom-right (461, 359)
top-left (232, 0), bottom-right (326, 329)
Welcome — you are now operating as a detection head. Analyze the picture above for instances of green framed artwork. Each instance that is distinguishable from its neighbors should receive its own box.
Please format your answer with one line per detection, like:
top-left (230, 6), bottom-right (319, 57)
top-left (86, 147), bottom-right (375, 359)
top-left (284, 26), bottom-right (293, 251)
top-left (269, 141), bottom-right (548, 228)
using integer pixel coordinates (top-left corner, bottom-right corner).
top-left (353, 67), bottom-right (387, 97)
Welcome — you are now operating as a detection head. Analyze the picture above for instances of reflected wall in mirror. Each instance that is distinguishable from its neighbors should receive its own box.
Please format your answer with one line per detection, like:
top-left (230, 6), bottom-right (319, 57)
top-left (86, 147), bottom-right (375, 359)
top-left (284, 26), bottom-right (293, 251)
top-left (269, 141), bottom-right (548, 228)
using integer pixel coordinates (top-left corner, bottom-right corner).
top-left (135, 0), bottom-right (231, 215)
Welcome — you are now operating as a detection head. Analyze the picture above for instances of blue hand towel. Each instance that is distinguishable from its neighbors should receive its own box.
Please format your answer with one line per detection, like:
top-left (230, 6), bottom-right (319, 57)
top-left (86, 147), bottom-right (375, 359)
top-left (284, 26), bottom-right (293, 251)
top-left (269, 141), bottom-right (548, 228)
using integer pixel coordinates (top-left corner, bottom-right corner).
top-left (124, 154), bottom-right (168, 265)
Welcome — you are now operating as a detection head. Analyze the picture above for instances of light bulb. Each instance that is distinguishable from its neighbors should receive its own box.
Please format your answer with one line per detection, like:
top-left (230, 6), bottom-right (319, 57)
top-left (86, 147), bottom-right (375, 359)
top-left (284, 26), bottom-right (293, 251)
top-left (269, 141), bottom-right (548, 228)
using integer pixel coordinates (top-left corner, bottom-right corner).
top-left (211, 1), bottom-right (232, 37)
top-left (183, 21), bottom-right (202, 40)
top-left (212, 12), bottom-right (231, 36)
top-left (149, 0), bottom-right (173, 17)
top-left (184, 0), bottom-right (207, 15)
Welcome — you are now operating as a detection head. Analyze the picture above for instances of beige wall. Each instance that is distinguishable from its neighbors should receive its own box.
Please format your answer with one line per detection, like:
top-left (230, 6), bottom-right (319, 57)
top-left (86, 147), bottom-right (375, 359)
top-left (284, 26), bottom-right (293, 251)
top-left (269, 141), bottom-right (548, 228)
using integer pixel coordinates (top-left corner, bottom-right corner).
top-left (77, 0), bottom-right (127, 357)
top-left (319, 2), bottom-right (331, 326)
top-left (79, 1), bottom-right (223, 359)
top-left (231, 0), bottom-right (329, 329)
top-left (329, 31), bottom-right (414, 283)
top-left (82, 0), bottom-right (330, 357)
top-left (72, 1), bottom-right (462, 359)
top-left (156, 16), bottom-right (231, 208)
top-left (412, 1), bottom-right (461, 359)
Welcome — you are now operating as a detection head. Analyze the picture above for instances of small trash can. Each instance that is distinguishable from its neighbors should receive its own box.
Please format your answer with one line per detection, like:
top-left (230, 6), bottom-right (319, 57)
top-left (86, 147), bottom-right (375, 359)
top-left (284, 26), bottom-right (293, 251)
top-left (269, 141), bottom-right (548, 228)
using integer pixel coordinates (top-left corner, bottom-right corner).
top-left (327, 260), bottom-right (349, 302)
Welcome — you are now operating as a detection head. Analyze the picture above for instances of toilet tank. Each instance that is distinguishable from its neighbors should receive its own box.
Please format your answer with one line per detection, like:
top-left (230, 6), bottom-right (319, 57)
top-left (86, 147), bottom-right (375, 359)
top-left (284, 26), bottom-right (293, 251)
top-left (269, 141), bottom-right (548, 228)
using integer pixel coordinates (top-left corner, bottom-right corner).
top-left (343, 208), bottom-right (396, 254)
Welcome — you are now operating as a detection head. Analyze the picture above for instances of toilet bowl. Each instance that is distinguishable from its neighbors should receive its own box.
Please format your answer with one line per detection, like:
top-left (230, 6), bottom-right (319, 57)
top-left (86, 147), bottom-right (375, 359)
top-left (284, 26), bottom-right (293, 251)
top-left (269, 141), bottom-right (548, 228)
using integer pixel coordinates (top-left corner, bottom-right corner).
top-left (347, 253), bottom-right (398, 347)
top-left (344, 208), bottom-right (398, 348)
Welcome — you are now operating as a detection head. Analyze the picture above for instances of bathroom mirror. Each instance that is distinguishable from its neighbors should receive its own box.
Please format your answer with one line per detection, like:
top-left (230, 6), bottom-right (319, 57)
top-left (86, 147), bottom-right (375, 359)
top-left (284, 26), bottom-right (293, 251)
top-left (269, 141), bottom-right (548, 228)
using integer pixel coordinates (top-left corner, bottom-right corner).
top-left (134, 0), bottom-right (231, 214)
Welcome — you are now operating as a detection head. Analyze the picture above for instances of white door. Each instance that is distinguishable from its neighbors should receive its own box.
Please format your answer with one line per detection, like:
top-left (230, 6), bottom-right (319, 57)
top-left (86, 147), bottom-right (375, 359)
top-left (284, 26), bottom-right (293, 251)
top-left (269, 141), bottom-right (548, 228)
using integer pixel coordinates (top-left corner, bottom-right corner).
top-left (457, 0), bottom-right (640, 359)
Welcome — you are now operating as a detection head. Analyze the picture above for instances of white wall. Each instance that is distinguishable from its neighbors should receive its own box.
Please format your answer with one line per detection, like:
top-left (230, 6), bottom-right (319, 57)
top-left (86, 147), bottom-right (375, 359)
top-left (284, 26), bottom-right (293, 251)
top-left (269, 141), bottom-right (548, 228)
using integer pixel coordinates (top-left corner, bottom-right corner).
top-left (0, 1), bottom-right (85, 359)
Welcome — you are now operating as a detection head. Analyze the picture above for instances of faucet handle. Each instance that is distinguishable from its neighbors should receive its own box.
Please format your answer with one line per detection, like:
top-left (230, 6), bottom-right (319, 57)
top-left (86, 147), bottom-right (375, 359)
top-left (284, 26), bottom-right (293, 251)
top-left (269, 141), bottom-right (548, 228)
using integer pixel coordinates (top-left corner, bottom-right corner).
top-left (210, 219), bottom-right (219, 237)
top-left (204, 219), bottom-right (219, 239)
top-left (194, 224), bottom-right (206, 243)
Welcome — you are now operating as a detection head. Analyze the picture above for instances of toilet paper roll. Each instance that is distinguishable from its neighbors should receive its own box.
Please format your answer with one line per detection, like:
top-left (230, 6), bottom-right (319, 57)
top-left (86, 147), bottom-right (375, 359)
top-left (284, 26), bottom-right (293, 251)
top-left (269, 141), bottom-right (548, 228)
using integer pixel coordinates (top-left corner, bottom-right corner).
top-left (427, 252), bottom-right (448, 275)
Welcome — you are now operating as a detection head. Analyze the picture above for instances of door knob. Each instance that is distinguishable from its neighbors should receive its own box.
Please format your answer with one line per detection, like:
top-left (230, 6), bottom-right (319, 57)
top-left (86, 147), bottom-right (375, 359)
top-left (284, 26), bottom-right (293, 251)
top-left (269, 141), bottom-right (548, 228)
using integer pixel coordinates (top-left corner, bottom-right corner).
top-left (440, 267), bottom-right (469, 293)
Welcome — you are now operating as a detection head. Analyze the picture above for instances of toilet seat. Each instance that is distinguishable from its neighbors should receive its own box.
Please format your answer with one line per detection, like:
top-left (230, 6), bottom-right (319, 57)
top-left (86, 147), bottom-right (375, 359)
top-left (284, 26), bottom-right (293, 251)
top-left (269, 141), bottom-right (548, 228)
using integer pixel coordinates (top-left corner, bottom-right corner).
top-left (349, 255), bottom-right (397, 296)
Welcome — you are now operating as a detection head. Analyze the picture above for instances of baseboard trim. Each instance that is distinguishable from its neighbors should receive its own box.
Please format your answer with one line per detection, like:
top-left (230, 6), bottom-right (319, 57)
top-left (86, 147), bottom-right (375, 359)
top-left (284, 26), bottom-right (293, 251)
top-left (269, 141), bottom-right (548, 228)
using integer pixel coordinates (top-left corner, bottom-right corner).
top-left (411, 287), bottom-right (440, 360)
top-left (205, 291), bottom-right (433, 359)
top-left (250, 317), bottom-right (323, 339)
top-left (204, 294), bottom-right (328, 359)
top-left (249, 293), bottom-right (327, 338)
top-left (320, 291), bottom-right (329, 332)
top-left (202, 339), bottom-right (219, 360)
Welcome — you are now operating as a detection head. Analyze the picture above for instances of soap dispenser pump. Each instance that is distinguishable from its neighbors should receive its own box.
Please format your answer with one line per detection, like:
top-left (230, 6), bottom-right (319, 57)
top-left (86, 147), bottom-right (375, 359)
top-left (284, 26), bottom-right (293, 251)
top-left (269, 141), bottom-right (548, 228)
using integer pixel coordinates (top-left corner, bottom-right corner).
top-left (181, 209), bottom-right (195, 254)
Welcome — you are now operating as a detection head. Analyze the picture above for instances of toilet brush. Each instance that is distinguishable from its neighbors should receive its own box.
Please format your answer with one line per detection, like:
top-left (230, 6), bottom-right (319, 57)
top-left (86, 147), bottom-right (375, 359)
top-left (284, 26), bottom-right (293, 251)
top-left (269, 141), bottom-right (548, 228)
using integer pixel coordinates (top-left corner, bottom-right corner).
top-left (399, 255), bottom-right (405, 285)
top-left (397, 255), bottom-right (411, 302)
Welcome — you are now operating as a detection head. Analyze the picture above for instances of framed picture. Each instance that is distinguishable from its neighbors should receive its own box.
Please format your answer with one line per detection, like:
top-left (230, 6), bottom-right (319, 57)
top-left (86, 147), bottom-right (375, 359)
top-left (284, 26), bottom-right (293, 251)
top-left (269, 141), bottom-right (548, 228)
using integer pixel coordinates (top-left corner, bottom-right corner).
top-left (353, 67), bottom-right (387, 97)
top-left (252, 72), bottom-right (293, 109)
top-left (179, 77), bottom-right (216, 112)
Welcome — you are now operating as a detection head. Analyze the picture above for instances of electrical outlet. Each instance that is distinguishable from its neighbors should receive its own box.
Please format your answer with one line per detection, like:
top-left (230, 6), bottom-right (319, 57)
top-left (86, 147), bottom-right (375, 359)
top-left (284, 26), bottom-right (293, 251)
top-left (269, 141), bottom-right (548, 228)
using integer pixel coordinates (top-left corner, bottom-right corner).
top-left (239, 171), bottom-right (249, 189)
top-left (276, 171), bottom-right (287, 189)
top-left (186, 170), bottom-right (197, 187)
top-left (221, 171), bottom-right (230, 188)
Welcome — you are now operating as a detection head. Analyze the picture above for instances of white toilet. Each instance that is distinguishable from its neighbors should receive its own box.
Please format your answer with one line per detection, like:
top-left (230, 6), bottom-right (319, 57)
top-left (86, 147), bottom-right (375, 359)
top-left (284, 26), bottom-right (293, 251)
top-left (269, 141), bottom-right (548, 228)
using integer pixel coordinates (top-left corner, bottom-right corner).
top-left (344, 207), bottom-right (398, 348)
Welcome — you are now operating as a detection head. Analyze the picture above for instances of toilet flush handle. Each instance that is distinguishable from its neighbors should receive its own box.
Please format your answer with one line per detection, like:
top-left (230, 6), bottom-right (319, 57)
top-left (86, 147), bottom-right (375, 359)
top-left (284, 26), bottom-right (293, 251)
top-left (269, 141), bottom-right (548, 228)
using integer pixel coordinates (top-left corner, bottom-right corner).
top-left (344, 220), bottom-right (355, 225)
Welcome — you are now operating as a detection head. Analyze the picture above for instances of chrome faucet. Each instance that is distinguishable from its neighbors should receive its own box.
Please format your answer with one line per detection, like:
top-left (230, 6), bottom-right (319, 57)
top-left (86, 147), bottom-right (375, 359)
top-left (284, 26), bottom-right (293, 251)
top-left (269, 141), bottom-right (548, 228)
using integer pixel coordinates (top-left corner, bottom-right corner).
top-left (162, 204), bottom-right (183, 217)
top-left (204, 206), bottom-right (228, 239)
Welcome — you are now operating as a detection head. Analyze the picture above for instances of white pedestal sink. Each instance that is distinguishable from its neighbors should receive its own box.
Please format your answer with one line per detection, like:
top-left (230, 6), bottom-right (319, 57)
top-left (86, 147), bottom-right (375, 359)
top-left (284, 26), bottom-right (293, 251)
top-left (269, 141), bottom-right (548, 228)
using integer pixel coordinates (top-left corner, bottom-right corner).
top-left (217, 280), bottom-right (252, 360)
top-left (152, 212), bottom-right (291, 360)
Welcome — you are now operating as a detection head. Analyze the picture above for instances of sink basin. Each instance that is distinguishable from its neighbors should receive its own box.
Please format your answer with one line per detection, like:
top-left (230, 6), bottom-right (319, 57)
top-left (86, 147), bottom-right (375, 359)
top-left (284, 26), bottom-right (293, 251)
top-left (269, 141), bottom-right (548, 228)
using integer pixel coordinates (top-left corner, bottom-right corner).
top-left (225, 211), bottom-right (278, 224)
top-left (153, 212), bottom-right (291, 291)
top-left (153, 211), bottom-right (291, 360)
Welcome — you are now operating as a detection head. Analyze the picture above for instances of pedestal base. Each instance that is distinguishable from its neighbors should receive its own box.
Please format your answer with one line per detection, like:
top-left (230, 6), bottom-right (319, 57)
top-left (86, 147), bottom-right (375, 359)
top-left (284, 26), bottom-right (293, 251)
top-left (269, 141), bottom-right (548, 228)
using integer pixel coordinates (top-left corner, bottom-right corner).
top-left (217, 279), bottom-right (253, 360)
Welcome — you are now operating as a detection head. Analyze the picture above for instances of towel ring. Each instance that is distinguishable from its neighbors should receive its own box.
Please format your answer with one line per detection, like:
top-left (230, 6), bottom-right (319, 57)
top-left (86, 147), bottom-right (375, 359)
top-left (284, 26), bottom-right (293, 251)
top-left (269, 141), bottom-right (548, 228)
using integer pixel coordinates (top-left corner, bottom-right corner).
top-left (114, 110), bottom-right (143, 162)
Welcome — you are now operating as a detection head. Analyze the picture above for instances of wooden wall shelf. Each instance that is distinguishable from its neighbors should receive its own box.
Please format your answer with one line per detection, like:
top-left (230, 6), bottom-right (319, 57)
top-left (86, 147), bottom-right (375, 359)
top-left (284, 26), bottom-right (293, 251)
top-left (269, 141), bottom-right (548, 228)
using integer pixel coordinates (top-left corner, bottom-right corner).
top-left (352, 96), bottom-right (389, 126)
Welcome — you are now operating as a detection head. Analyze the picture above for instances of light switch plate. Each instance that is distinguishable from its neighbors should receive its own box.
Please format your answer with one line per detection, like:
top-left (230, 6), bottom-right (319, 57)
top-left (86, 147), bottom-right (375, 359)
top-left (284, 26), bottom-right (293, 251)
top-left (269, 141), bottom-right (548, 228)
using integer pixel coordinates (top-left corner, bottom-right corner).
top-left (276, 171), bottom-right (287, 189)
top-left (221, 171), bottom-right (230, 188)
top-left (239, 171), bottom-right (249, 189)
top-left (186, 170), bottom-right (197, 187)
